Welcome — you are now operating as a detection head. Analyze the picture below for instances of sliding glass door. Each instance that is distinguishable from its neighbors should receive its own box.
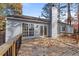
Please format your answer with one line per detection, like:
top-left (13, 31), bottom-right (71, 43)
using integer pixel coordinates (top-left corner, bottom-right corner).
top-left (22, 23), bottom-right (48, 38)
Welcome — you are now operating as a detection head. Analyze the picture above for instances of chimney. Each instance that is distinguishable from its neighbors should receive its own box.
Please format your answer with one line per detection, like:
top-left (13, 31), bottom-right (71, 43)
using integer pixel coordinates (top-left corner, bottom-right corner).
top-left (50, 6), bottom-right (59, 38)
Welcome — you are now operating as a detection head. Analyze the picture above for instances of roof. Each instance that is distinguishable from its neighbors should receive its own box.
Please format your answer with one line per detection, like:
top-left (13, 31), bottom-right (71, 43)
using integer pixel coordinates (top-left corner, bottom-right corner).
top-left (58, 20), bottom-right (73, 26)
top-left (6, 15), bottom-right (73, 26)
top-left (6, 15), bottom-right (50, 22)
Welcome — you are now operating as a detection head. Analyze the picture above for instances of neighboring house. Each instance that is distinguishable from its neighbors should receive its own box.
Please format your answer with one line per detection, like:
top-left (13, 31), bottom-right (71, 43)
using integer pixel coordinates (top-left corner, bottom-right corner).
top-left (58, 20), bottom-right (73, 34)
top-left (64, 16), bottom-right (79, 33)
top-left (3, 7), bottom-right (74, 42)
top-left (72, 20), bottom-right (79, 33)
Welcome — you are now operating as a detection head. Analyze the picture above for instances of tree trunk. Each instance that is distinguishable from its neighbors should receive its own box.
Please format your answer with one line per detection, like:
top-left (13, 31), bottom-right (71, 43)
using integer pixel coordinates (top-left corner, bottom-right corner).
top-left (77, 4), bottom-right (79, 33)
top-left (58, 3), bottom-right (60, 20)
top-left (67, 3), bottom-right (72, 25)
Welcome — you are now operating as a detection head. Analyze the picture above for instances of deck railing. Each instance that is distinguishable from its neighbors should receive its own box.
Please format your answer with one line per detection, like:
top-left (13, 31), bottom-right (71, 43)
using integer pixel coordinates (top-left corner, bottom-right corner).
top-left (0, 34), bottom-right (22, 56)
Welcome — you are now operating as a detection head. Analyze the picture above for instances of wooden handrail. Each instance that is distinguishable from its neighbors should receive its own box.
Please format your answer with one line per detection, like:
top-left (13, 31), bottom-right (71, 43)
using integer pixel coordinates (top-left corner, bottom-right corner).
top-left (0, 34), bottom-right (22, 56)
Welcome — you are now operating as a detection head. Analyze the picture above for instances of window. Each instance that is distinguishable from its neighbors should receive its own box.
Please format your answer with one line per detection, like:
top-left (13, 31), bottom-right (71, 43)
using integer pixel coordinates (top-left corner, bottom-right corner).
top-left (36, 25), bottom-right (38, 28)
top-left (62, 26), bottom-right (66, 32)
top-left (29, 24), bottom-right (34, 36)
top-left (40, 26), bottom-right (43, 36)
top-left (22, 23), bottom-right (28, 37)
top-left (22, 23), bottom-right (34, 37)
top-left (44, 26), bottom-right (47, 36)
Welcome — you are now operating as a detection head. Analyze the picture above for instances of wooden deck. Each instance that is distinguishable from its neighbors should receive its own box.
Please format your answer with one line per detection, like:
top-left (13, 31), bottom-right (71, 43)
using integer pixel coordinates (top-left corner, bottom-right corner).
top-left (17, 37), bottom-right (79, 56)
top-left (0, 35), bottom-right (79, 56)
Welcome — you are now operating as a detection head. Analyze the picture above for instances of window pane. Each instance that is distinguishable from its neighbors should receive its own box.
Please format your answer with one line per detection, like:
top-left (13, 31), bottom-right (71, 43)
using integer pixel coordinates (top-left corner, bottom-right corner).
top-left (22, 23), bottom-right (28, 37)
top-left (62, 26), bottom-right (65, 31)
top-left (29, 24), bottom-right (34, 36)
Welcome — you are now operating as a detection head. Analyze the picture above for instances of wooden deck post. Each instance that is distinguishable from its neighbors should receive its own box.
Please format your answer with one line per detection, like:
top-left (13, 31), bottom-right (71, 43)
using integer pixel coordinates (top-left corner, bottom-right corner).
top-left (12, 41), bottom-right (16, 56)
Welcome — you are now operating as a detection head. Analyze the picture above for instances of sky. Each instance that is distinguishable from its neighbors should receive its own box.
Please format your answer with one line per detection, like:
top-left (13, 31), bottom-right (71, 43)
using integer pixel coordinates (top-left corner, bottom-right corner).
top-left (22, 3), bottom-right (78, 21)
top-left (22, 3), bottom-right (46, 17)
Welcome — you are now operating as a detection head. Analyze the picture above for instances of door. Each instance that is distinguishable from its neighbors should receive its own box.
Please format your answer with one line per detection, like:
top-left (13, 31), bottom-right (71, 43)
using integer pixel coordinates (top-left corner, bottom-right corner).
top-left (40, 26), bottom-right (43, 36)
top-left (44, 26), bottom-right (48, 36)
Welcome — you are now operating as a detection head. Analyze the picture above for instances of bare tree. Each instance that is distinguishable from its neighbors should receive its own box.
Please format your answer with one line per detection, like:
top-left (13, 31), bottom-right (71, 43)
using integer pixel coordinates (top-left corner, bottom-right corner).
top-left (67, 3), bottom-right (72, 25)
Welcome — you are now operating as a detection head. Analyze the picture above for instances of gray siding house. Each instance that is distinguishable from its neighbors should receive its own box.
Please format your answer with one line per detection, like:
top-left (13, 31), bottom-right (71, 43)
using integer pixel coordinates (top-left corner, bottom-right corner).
top-left (5, 7), bottom-right (74, 42)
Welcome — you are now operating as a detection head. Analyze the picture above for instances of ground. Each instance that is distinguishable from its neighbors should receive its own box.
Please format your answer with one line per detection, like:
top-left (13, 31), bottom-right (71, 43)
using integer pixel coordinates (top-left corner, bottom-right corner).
top-left (17, 36), bottom-right (79, 56)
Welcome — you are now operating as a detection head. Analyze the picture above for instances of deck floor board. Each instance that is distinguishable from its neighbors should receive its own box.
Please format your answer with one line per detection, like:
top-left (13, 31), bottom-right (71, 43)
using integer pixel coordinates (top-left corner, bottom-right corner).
top-left (17, 37), bottom-right (79, 56)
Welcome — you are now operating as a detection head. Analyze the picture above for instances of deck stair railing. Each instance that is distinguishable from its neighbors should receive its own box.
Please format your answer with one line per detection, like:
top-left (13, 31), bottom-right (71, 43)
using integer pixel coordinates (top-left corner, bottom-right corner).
top-left (0, 34), bottom-right (22, 56)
